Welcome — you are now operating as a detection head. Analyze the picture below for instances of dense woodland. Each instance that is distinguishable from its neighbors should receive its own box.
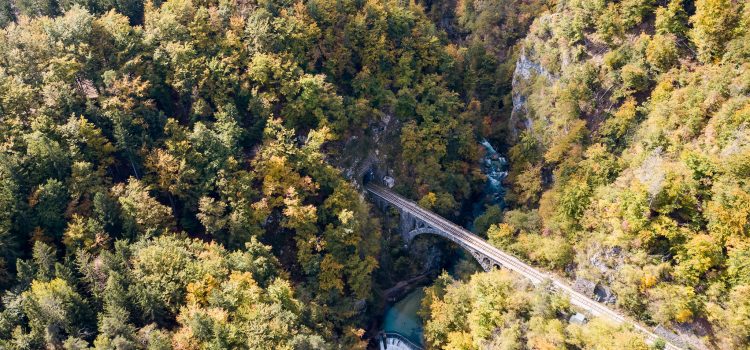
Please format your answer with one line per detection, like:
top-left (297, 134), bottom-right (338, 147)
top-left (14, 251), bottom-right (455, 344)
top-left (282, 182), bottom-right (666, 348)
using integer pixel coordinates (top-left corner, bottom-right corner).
top-left (467, 0), bottom-right (750, 348)
top-left (421, 270), bottom-right (652, 349)
top-left (0, 0), bottom-right (748, 348)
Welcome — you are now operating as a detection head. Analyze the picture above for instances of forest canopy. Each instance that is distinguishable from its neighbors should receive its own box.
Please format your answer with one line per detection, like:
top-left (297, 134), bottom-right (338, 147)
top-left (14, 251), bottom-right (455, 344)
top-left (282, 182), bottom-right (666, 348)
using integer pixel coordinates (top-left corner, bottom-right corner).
top-left (495, 0), bottom-right (750, 348)
top-left (1, 0), bottom-right (749, 348)
top-left (0, 0), bottom-right (462, 346)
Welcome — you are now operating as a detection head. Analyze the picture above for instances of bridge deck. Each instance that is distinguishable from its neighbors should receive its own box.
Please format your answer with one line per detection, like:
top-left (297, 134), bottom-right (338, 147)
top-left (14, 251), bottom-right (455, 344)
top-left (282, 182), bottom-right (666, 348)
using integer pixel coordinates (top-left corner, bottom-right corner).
top-left (366, 184), bottom-right (682, 350)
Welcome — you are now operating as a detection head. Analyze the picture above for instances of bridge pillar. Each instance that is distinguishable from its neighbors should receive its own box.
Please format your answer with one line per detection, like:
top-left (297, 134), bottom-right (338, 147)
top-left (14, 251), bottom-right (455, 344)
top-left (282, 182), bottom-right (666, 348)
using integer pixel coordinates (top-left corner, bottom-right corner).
top-left (368, 186), bottom-right (503, 273)
top-left (469, 250), bottom-right (491, 272)
top-left (468, 250), bottom-right (502, 272)
top-left (399, 210), bottom-right (419, 236)
top-left (378, 197), bottom-right (390, 213)
top-left (399, 211), bottom-right (408, 235)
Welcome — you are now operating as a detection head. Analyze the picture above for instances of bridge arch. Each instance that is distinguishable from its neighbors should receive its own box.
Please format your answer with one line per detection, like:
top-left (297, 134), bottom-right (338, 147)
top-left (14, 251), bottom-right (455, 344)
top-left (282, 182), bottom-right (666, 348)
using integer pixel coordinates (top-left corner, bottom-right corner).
top-left (366, 185), bottom-right (498, 272)
top-left (403, 226), bottom-right (494, 272)
top-left (403, 227), bottom-right (447, 243)
top-left (366, 184), bottom-right (686, 350)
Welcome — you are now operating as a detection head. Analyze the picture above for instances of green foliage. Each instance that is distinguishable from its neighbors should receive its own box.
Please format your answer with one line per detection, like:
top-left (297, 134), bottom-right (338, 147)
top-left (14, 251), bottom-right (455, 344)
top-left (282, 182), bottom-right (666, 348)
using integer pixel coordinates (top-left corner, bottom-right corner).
top-left (502, 0), bottom-right (750, 345)
top-left (15, 0), bottom-right (59, 17)
top-left (129, 235), bottom-right (205, 322)
top-left (22, 278), bottom-right (94, 347)
top-left (596, 3), bottom-right (623, 46)
top-left (421, 270), bottom-right (647, 349)
top-left (689, 0), bottom-right (739, 63)
top-left (0, 0), bottom-right (14, 27)
top-left (620, 61), bottom-right (650, 95)
top-left (174, 276), bottom-right (325, 349)
top-left (112, 178), bottom-right (175, 238)
top-left (646, 34), bottom-right (679, 73)
top-left (0, 0), bottom-right (442, 343)
top-left (30, 179), bottom-right (69, 239)
top-left (654, 0), bottom-right (688, 37)
top-left (619, 0), bottom-right (654, 29)
top-left (63, 214), bottom-right (108, 254)
top-left (487, 223), bottom-right (515, 248)
top-left (473, 204), bottom-right (502, 237)
top-left (1, 0), bottom-right (749, 346)
top-left (705, 179), bottom-right (750, 245)
top-left (512, 232), bottom-right (574, 269)
top-left (717, 285), bottom-right (750, 347)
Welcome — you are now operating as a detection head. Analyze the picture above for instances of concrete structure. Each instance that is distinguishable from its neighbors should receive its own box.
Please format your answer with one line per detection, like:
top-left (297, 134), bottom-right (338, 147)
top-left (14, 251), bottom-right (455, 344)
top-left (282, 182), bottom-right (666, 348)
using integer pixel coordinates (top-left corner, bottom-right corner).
top-left (569, 313), bottom-right (588, 325)
top-left (378, 333), bottom-right (423, 350)
top-left (366, 184), bottom-right (683, 350)
top-left (383, 176), bottom-right (395, 188)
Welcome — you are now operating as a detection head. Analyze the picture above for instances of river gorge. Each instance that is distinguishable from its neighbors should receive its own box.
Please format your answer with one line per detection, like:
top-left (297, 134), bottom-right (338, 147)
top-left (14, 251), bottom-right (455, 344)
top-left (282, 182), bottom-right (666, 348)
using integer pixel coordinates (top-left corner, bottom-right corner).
top-left (379, 140), bottom-right (508, 347)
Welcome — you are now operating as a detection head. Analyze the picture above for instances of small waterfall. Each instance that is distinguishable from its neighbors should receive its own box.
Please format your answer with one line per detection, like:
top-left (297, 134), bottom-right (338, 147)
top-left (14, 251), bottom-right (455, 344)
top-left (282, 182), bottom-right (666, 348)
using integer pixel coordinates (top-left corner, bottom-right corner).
top-left (476, 139), bottom-right (508, 213)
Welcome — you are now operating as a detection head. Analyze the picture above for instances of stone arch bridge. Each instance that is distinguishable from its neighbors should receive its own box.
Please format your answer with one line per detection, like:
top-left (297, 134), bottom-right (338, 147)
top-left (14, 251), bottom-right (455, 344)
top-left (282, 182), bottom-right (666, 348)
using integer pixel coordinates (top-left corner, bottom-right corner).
top-left (366, 183), bottom-right (683, 350)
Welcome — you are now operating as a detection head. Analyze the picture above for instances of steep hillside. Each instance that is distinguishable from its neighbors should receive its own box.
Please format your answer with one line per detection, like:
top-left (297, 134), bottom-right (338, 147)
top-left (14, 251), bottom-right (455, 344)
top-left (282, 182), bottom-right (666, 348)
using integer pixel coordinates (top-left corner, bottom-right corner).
top-left (421, 270), bottom-right (651, 349)
top-left (1, 0), bottom-right (749, 348)
top-left (493, 0), bottom-right (750, 347)
top-left (0, 0), bottom-right (489, 346)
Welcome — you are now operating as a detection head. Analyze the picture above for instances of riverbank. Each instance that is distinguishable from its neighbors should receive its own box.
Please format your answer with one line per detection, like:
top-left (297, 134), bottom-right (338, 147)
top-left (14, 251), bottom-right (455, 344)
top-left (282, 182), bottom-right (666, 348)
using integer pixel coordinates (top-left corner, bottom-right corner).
top-left (382, 288), bottom-right (426, 346)
top-left (371, 140), bottom-right (509, 348)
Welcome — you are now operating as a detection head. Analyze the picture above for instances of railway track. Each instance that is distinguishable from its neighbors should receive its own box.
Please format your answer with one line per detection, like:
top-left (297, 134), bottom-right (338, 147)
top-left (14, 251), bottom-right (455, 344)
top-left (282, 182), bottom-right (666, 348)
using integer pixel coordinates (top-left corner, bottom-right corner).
top-left (367, 184), bottom-right (683, 350)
